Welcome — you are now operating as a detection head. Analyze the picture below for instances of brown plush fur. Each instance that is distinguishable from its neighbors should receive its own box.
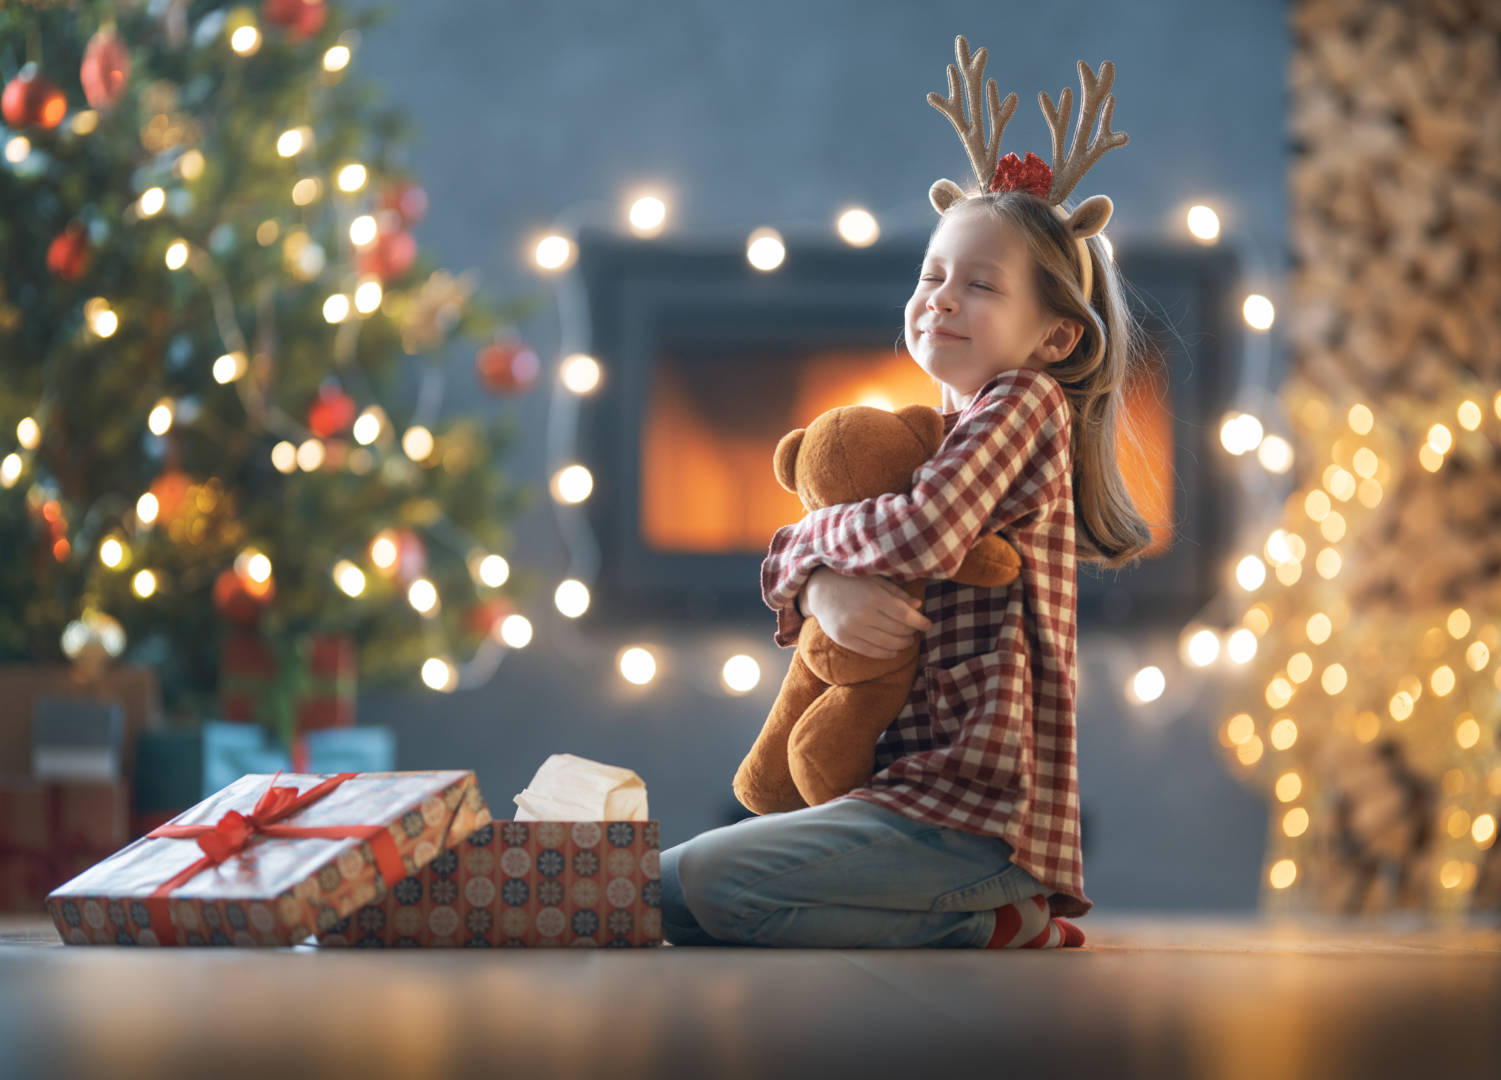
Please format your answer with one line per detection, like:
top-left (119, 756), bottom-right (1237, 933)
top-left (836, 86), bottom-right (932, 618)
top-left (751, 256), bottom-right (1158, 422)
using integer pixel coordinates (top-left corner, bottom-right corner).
top-left (733, 405), bottom-right (1021, 814)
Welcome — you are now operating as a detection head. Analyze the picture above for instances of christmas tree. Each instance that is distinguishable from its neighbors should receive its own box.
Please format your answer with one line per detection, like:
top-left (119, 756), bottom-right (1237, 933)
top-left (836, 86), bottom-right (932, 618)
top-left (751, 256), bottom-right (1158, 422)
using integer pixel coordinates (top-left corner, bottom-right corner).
top-left (0, 0), bottom-right (540, 724)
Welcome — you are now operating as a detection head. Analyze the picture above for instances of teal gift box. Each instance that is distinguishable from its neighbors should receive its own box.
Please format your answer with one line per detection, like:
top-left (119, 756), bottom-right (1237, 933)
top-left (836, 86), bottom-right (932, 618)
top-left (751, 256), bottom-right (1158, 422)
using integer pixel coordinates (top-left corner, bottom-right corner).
top-left (134, 723), bottom-right (396, 829)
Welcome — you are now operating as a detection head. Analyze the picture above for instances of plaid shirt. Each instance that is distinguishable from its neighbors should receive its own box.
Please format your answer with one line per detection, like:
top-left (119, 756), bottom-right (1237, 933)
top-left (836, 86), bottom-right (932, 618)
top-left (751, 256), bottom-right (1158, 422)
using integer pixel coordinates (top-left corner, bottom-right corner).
top-left (760, 366), bottom-right (1089, 918)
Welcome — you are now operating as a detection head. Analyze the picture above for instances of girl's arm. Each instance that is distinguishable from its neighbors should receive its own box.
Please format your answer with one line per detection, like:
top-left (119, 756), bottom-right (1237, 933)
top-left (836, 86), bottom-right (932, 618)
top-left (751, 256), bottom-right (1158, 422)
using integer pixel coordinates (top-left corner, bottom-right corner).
top-left (761, 368), bottom-right (1070, 630)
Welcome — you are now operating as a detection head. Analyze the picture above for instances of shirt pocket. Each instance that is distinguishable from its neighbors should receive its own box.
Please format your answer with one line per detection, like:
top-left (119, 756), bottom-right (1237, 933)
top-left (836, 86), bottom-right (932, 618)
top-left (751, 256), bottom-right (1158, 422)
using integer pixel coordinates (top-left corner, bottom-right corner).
top-left (922, 651), bottom-right (1006, 746)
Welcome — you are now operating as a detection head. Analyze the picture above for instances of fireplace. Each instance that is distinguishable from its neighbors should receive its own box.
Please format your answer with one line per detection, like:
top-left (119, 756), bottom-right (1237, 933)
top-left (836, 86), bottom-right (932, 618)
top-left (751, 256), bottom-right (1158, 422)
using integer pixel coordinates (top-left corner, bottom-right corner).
top-left (571, 226), bottom-right (1242, 629)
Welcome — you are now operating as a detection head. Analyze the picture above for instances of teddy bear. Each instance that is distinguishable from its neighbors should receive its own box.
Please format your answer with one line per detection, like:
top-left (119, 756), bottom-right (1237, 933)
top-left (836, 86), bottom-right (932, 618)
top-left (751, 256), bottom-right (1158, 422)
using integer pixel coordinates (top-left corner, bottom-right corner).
top-left (732, 404), bottom-right (1022, 815)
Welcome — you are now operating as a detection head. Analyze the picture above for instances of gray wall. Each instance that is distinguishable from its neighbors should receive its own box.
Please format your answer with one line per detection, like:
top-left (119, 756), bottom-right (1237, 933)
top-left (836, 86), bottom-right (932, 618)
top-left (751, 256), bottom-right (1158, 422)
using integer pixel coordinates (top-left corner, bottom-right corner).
top-left (351, 0), bottom-right (1288, 911)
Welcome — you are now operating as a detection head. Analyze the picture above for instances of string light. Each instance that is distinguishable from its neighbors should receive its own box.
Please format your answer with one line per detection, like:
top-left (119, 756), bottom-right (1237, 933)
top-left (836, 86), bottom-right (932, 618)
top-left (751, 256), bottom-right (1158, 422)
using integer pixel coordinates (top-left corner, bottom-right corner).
top-left (554, 579), bottom-right (590, 618)
top-left (746, 227), bottom-right (785, 271)
top-left (559, 354), bottom-right (602, 395)
top-left (619, 646), bottom-right (657, 686)
top-left (333, 560), bottom-right (366, 598)
top-left (1186, 204), bottom-right (1220, 242)
top-left (550, 464), bottom-right (593, 504)
top-left (16, 417), bottom-right (39, 450)
top-left (498, 614), bottom-right (532, 648)
top-left (132, 570), bottom-right (157, 598)
top-left (421, 657), bottom-right (457, 692)
top-left (402, 426), bottom-right (434, 462)
top-left (722, 654), bottom-right (761, 694)
top-left (407, 577), bottom-right (439, 615)
top-left (336, 163), bottom-right (367, 193)
top-left (836, 207), bottom-right (879, 247)
top-left (533, 234), bottom-right (573, 271)
top-left (476, 554), bottom-right (510, 588)
top-left (626, 195), bottom-right (667, 237)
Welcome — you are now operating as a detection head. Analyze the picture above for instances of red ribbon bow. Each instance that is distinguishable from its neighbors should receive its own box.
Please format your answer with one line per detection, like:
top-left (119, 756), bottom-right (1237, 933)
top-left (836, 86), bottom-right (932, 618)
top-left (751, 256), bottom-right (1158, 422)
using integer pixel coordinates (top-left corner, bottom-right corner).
top-left (145, 772), bottom-right (409, 945)
top-left (193, 776), bottom-right (303, 864)
top-left (989, 151), bottom-right (1053, 198)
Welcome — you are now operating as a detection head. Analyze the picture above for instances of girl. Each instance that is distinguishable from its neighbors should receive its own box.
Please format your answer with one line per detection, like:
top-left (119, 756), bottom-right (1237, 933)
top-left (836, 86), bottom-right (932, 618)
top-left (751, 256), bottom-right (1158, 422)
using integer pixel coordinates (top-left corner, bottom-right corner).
top-left (661, 38), bottom-right (1154, 949)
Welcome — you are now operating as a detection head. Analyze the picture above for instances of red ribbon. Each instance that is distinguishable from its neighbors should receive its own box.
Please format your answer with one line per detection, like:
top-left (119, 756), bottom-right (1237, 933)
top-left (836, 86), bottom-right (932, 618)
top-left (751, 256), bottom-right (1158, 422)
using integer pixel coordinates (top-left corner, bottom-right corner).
top-left (143, 772), bottom-right (407, 945)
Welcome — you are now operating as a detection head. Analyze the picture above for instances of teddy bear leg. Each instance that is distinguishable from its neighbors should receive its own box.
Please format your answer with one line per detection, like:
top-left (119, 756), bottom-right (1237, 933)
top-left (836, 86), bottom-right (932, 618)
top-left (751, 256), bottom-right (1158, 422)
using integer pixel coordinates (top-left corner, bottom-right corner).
top-left (785, 656), bottom-right (920, 806)
top-left (732, 651), bottom-right (826, 815)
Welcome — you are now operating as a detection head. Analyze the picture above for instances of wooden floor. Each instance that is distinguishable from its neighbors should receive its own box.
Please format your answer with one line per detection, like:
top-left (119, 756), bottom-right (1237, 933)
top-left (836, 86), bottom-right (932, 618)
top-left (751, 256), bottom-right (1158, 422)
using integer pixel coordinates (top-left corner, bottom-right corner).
top-left (1, 913), bottom-right (1497, 1079)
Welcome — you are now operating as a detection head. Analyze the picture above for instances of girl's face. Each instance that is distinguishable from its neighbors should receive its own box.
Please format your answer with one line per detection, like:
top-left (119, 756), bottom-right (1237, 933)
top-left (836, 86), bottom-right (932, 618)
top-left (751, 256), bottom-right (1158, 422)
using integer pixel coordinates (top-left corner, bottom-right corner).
top-left (904, 207), bottom-right (1061, 405)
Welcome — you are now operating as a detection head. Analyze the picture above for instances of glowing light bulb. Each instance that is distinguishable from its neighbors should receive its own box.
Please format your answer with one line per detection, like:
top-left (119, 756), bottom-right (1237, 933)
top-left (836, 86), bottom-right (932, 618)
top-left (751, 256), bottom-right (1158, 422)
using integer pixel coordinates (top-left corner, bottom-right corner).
top-left (164, 240), bottom-right (189, 270)
top-left (1131, 666), bottom-right (1166, 703)
top-left (722, 654), bottom-right (762, 694)
top-left (132, 570), bottom-right (157, 598)
top-left (554, 579), bottom-right (590, 618)
top-left (1186, 204), bottom-right (1220, 242)
top-left (136, 493), bottom-right (159, 524)
top-left (99, 538), bottom-right (125, 569)
top-left (421, 657), bottom-right (457, 692)
top-left (336, 163), bottom-right (367, 193)
top-left (402, 426), bottom-right (434, 462)
top-left (16, 417), bottom-right (40, 449)
top-left (498, 614), bottom-right (532, 648)
top-left (352, 408), bottom-right (382, 445)
top-left (627, 195), bottom-right (667, 236)
top-left (746, 227), bottom-right (785, 271)
top-left (271, 441), bottom-right (297, 473)
top-left (477, 554), bottom-right (510, 587)
top-left (333, 560), bottom-right (366, 597)
top-left (148, 401), bottom-right (175, 436)
top-left (836, 207), bottom-right (880, 247)
top-left (407, 577), bottom-right (438, 615)
top-left (619, 646), bottom-right (657, 686)
top-left (534, 234), bottom-right (573, 271)
top-left (560, 354), bottom-right (602, 395)
top-left (1242, 294), bottom-right (1274, 330)
top-left (551, 464), bottom-right (594, 504)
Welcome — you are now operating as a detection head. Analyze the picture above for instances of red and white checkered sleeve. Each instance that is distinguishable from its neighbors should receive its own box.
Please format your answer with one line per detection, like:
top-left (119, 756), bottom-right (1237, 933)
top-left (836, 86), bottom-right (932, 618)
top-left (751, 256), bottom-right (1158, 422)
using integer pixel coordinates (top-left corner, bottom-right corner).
top-left (760, 368), bottom-right (1070, 625)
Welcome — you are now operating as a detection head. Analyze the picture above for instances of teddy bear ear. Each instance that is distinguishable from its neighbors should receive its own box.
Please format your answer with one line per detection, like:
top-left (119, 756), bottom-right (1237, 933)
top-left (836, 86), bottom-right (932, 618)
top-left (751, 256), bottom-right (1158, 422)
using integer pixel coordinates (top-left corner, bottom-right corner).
top-left (895, 405), bottom-right (945, 455)
top-left (773, 428), bottom-right (805, 493)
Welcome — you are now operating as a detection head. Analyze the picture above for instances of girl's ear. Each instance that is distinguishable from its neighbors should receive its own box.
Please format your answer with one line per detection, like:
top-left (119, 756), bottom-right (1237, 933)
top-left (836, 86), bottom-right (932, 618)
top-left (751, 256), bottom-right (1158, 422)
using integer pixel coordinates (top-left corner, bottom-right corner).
top-left (773, 428), bottom-right (805, 493)
top-left (896, 405), bottom-right (946, 456)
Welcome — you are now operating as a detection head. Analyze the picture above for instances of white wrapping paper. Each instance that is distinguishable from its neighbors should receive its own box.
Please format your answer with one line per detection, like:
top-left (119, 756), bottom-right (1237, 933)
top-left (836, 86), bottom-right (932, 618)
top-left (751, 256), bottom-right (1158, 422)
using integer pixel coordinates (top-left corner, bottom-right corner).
top-left (512, 753), bottom-right (649, 821)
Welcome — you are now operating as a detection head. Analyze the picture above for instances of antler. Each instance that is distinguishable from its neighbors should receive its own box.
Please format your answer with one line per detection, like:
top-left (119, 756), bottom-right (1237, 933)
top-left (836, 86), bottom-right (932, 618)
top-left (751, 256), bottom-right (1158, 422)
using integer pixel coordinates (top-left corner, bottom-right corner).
top-left (1039, 60), bottom-right (1129, 204)
top-left (926, 35), bottom-right (1018, 190)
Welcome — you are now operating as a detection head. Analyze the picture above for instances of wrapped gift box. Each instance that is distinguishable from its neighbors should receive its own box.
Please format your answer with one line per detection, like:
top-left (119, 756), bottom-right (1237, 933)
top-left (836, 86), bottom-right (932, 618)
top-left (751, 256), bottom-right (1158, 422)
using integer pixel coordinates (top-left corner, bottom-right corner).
top-left (133, 722), bottom-right (396, 832)
top-left (0, 777), bottom-right (130, 912)
top-left (318, 818), bottom-right (662, 948)
top-left (0, 664), bottom-right (159, 777)
top-left (219, 632), bottom-right (355, 732)
top-left (46, 770), bottom-right (490, 946)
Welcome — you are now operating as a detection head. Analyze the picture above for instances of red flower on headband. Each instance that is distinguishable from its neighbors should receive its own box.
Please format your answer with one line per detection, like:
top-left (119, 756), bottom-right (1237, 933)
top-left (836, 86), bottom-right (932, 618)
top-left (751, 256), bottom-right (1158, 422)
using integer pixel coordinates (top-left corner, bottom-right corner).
top-left (990, 151), bottom-right (1052, 198)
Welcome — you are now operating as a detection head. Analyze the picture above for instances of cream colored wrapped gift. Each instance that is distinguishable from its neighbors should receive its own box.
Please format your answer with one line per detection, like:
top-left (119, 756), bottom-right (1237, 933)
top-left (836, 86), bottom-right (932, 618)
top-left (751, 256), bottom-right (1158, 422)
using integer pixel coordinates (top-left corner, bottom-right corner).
top-left (512, 753), bottom-right (648, 822)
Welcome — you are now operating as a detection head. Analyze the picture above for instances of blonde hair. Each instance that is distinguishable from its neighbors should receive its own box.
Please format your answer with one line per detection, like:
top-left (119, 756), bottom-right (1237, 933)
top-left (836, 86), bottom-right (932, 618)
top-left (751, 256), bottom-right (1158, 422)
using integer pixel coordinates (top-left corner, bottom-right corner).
top-left (933, 191), bottom-right (1158, 569)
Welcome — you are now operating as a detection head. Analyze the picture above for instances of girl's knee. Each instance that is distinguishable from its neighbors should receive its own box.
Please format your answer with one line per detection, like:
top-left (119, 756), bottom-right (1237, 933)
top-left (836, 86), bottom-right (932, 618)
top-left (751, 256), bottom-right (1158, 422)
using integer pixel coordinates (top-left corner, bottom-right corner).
top-left (672, 836), bottom-right (760, 942)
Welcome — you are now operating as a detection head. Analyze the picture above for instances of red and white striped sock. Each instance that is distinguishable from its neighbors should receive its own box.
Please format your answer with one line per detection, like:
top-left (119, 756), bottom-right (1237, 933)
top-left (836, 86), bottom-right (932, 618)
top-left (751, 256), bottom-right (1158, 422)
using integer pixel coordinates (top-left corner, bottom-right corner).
top-left (985, 894), bottom-right (1086, 949)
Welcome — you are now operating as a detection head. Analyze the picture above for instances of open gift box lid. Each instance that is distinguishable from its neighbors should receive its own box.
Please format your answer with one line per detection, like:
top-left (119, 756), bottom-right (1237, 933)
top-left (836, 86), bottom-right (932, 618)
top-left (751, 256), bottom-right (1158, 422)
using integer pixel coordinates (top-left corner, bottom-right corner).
top-left (46, 770), bottom-right (491, 946)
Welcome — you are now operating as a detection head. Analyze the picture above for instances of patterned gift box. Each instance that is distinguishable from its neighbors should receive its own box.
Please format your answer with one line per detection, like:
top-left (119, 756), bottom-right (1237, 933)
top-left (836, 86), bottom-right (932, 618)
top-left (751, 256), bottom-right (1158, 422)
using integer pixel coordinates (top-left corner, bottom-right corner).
top-left (45, 770), bottom-right (490, 947)
top-left (318, 818), bottom-right (662, 948)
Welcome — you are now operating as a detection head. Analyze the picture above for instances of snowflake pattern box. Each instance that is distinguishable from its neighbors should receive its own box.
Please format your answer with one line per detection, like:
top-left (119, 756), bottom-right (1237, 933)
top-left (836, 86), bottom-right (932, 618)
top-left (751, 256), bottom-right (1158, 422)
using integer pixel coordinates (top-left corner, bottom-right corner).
top-left (318, 819), bottom-right (662, 947)
top-left (45, 770), bottom-right (491, 946)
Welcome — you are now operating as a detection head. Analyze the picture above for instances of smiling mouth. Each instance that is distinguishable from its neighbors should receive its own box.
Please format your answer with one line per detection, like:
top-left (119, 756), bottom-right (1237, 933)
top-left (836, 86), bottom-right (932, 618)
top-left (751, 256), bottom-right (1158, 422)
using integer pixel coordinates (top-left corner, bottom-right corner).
top-left (924, 329), bottom-right (967, 340)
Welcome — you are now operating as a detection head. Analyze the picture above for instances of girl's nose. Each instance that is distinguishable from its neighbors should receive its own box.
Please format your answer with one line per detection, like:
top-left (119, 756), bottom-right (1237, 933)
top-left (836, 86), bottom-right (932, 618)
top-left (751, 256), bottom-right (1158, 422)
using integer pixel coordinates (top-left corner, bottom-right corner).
top-left (927, 291), bottom-right (957, 313)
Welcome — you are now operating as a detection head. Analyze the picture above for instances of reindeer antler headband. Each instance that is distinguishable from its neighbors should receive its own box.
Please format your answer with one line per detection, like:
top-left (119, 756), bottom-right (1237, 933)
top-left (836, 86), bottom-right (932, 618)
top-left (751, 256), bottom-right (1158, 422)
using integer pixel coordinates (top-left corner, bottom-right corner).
top-left (926, 35), bottom-right (1128, 301)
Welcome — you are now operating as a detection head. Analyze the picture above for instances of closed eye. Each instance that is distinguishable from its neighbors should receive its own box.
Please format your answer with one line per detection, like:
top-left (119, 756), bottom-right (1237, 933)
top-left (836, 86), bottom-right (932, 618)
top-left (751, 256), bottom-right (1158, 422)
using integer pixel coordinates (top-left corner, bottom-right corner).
top-left (920, 275), bottom-right (995, 291)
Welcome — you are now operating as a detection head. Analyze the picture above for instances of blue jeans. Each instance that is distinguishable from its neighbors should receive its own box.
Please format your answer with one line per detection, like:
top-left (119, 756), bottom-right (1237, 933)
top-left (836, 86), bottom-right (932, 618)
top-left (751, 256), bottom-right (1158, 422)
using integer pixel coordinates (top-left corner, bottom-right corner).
top-left (660, 795), bottom-right (1047, 948)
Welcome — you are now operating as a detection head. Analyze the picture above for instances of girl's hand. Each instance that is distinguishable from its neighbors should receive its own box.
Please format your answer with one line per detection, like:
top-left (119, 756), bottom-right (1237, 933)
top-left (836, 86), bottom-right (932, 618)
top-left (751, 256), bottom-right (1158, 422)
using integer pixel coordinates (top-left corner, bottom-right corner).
top-left (799, 567), bottom-right (931, 659)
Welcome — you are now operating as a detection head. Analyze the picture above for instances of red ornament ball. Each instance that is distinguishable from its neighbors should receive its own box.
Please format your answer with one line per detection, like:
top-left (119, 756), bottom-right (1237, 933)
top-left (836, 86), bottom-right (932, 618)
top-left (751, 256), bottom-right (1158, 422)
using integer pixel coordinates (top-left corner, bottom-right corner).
top-left (307, 384), bottom-right (356, 438)
top-left (356, 228), bottom-right (417, 283)
top-left (262, 0), bottom-right (327, 40)
top-left (2, 66), bottom-right (68, 131)
top-left (80, 28), bottom-right (131, 110)
top-left (213, 568), bottom-right (274, 624)
top-left (380, 181), bottom-right (428, 227)
top-left (46, 222), bottom-right (91, 282)
top-left (476, 339), bottom-right (540, 395)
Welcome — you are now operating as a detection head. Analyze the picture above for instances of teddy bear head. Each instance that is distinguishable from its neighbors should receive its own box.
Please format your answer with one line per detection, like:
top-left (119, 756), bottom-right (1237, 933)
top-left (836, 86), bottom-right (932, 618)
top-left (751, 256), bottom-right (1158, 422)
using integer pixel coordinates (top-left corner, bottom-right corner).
top-left (773, 404), bottom-right (946, 510)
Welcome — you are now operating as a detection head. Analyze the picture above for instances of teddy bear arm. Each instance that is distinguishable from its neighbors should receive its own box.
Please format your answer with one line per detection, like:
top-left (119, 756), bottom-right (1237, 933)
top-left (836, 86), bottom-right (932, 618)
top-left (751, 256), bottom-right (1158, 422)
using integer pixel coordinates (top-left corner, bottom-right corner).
top-left (949, 533), bottom-right (1022, 588)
